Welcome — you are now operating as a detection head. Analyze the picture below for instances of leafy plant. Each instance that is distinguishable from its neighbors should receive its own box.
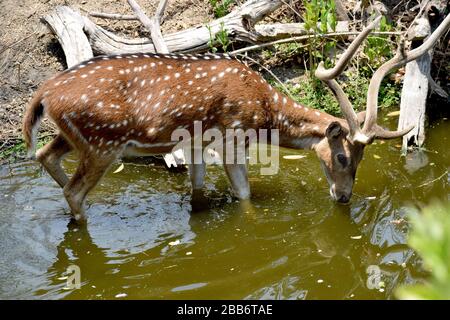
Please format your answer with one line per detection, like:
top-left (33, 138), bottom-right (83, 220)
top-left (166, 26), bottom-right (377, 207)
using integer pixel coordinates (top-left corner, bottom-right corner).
top-left (0, 136), bottom-right (53, 162)
top-left (396, 202), bottom-right (450, 300)
top-left (268, 70), bottom-right (400, 117)
top-left (207, 22), bottom-right (231, 53)
top-left (379, 81), bottom-right (401, 108)
top-left (209, 0), bottom-right (235, 18)
top-left (361, 16), bottom-right (395, 76)
top-left (304, 0), bottom-right (338, 73)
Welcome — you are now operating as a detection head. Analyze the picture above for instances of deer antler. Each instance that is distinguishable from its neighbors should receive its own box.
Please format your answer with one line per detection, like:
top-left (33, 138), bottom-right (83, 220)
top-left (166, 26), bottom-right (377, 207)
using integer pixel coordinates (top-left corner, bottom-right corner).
top-left (316, 13), bottom-right (450, 144)
top-left (363, 12), bottom-right (450, 139)
top-left (315, 16), bottom-right (382, 143)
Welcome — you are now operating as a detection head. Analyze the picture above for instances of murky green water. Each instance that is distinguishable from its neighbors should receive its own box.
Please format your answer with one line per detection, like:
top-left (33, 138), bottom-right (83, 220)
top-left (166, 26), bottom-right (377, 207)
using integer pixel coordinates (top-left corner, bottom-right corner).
top-left (0, 117), bottom-right (448, 300)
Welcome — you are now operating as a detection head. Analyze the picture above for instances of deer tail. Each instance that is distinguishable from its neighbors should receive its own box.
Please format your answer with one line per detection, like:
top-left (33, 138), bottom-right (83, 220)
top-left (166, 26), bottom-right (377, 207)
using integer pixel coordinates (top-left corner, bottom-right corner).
top-left (22, 91), bottom-right (46, 159)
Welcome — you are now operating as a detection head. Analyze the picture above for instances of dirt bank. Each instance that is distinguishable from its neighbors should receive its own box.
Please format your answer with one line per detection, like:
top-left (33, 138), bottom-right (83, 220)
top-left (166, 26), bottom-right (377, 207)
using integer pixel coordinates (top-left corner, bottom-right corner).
top-left (0, 0), bottom-right (219, 160)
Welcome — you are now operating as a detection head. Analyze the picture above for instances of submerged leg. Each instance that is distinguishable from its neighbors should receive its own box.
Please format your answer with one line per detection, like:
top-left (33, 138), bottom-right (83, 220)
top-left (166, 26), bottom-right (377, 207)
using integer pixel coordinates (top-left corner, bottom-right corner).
top-left (223, 163), bottom-right (251, 200)
top-left (36, 134), bottom-right (72, 188)
top-left (188, 147), bottom-right (207, 211)
top-left (63, 152), bottom-right (116, 221)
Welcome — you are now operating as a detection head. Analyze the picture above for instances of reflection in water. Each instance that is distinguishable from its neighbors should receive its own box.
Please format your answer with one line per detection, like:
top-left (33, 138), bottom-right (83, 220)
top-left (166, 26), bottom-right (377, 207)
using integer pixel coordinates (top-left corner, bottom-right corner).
top-left (0, 119), bottom-right (448, 299)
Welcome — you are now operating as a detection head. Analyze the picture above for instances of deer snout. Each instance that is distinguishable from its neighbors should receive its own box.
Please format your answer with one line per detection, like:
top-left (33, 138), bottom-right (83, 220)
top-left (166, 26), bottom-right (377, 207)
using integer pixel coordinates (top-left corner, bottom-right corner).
top-left (330, 184), bottom-right (352, 203)
top-left (337, 194), bottom-right (350, 203)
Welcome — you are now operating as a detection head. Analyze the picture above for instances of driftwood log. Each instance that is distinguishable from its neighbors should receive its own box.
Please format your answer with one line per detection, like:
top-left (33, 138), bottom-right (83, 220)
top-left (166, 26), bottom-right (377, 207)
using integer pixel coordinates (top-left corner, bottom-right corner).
top-left (44, 2), bottom-right (353, 58)
top-left (43, 6), bottom-right (93, 67)
top-left (398, 17), bottom-right (432, 152)
top-left (398, 1), bottom-right (449, 152)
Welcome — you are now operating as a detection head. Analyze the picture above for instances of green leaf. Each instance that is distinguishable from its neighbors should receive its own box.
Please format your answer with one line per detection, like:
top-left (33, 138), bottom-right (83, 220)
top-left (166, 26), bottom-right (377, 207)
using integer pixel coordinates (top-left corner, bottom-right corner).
top-left (396, 202), bottom-right (450, 300)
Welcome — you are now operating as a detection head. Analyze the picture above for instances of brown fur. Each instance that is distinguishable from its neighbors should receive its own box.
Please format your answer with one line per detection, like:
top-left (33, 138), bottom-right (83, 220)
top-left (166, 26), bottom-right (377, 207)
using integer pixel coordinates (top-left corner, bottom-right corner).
top-left (23, 52), bottom-right (359, 221)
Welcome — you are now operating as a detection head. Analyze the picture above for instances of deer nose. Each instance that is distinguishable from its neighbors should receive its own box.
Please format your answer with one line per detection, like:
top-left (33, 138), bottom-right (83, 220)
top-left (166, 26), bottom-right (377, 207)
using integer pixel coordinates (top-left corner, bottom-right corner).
top-left (337, 194), bottom-right (350, 203)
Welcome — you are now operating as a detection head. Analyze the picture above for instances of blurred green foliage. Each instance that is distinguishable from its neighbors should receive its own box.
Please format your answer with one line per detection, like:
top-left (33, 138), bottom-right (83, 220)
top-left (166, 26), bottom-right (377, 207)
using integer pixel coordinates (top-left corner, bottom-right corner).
top-left (304, 0), bottom-right (338, 73)
top-left (396, 202), bottom-right (450, 300)
top-left (269, 72), bottom-right (401, 116)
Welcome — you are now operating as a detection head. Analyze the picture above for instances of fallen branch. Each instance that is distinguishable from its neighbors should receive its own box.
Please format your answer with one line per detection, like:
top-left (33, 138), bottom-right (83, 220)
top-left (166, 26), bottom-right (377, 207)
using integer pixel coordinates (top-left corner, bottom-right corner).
top-left (43, 6), bottom-right (93, 67)
top-left (127, 0), bottom-right (169, 53)
top-left (47, 2), bottom-right (372, 57)
top-left (83, 0), bottom-right (283, 54)
top-left (89, 12), bottom-right (137, 20)
top-left (229, 31), bottom-right (401, 55)
top-left (254, 21), bottom-right (349, 40)
top-left (417, 170), bottom-right (448, 188)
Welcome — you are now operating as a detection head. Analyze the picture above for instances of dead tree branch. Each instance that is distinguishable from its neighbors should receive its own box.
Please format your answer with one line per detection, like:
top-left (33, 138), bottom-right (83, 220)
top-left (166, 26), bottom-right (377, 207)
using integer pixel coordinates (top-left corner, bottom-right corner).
top-left (43, 6), bottom-right (93, 67)
top-left (127, 0), bottom-right (169, 53)
top-left (83, 0), bottom-right (282, 54)
top-left (90, 12), bottom-right (137, 20)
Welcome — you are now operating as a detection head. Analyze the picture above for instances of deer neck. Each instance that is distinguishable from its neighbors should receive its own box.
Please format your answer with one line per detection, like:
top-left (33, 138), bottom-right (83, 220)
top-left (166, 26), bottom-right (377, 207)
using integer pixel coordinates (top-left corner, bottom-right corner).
top-left (265, 90), bottom-right (342, 150)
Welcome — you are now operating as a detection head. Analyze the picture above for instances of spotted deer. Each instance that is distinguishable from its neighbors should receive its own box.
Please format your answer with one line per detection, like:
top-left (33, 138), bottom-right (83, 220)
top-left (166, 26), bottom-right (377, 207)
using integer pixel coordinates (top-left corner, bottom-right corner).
top-left (24, 15), bottom-right (446, 222)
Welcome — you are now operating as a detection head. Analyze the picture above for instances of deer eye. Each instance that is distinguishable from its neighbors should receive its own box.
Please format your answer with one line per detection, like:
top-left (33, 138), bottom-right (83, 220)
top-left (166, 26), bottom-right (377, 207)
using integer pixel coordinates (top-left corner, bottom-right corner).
top-left (336, 154), bottom-right (348, 167)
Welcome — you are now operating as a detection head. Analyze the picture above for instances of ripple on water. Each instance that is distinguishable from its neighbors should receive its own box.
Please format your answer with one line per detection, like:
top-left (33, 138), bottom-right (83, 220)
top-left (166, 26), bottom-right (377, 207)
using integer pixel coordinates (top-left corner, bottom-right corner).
top-left (0, 119), bottom-right (448, 299)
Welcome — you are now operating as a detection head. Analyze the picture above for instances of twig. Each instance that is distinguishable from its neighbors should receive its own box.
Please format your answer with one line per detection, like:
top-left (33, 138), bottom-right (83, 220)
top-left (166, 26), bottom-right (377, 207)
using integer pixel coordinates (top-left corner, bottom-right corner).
top-left (428, 75), bottom-right (449, 98)
top-left (0, 30), bottom-right (38, 55)
top-left (90, 12), bottom-right (138, 20)
top-left (392, 0), bottom-right (407, 14)
top-left (155, 0), bottom-right (169, 25)
top-left (417, 170), bottom-right (448, 188)
top-left (127, 0), bottom-right (169, 53)
top-left (280, 0), bottom-right (303, 22)
top-left (229, 31), bottom-right (402, 55)
top-left (236, 54), bottom-right (293, 98)
top-left (405, 0), bottom-right (430, 35)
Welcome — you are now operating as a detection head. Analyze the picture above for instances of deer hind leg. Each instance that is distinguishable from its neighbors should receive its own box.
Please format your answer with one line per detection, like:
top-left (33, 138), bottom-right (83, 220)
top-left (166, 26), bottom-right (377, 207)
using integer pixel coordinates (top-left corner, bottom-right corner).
top-left (36, 134), bottom-right (72, 188)
top-left (63, 152), bottom-right (116, 221)
top-left (223, 163), bottom-right (251, 200)
top-left (222, 144), bottom-right (251, 200)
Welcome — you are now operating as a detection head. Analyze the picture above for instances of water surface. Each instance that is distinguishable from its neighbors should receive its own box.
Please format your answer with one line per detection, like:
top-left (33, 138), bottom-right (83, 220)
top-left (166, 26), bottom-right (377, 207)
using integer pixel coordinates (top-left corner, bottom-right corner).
top-left (0, 118), bottom-right (448, 300)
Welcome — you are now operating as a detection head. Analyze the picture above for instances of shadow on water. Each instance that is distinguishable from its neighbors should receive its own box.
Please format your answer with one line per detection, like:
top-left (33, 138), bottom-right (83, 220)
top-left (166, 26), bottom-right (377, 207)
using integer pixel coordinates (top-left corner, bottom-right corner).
top-left (0, 117), bottom-right (448, 300)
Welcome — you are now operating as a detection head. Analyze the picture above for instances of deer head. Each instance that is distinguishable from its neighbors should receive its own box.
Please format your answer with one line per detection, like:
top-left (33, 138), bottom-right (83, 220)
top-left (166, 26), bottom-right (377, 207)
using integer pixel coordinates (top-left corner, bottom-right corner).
top-left (312, 12), bottom-right (450, 202)
top-left (311, 15), bottom-right (437, 203)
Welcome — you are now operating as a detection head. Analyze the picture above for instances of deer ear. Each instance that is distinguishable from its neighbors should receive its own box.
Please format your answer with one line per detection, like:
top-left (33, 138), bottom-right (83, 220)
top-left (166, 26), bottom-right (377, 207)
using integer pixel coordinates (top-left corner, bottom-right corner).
top-left (326, 121), bottom-right (343, 139)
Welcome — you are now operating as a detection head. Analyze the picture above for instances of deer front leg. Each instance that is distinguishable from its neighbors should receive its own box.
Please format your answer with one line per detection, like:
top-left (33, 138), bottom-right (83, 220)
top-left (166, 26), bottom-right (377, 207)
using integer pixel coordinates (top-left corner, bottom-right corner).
top-left (188, 162), bottom-right (207, 210)
top-left (188, 147), bottom-right (207, 211)
top-left (223, 163), bottom-right (251, 200)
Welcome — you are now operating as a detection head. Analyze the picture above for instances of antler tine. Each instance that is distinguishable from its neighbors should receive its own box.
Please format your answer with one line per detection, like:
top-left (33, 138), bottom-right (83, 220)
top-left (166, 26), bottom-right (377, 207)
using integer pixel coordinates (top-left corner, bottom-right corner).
top-left (363, 13), bottom-right (450, 139)
top-left (362, 38), bottom-right (407, 136)
top-left (315, 16), bottom-right (382, 141)
top-left (373, 123), bottom-right (415, 139)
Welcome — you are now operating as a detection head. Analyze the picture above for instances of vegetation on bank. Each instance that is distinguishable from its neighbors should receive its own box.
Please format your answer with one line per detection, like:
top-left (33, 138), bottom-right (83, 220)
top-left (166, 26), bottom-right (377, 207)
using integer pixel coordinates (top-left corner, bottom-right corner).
top-left (208, 0), bottom-right (235, 18)
top-left (396, 202), bottom-right (450, 300)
